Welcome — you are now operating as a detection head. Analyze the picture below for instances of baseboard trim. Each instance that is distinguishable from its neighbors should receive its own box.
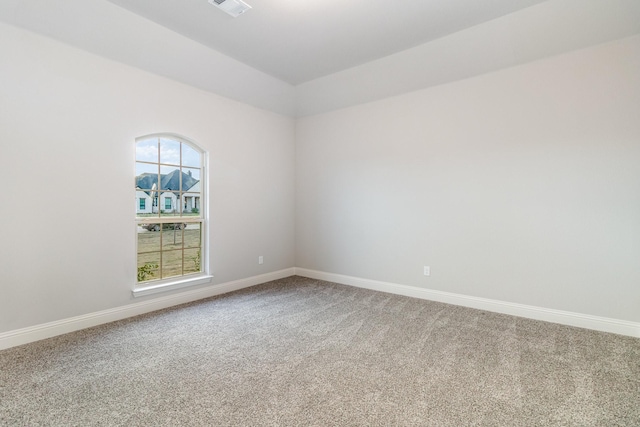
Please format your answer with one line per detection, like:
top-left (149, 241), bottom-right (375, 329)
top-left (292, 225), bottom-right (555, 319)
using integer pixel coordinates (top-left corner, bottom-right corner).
top-left (0, 268), bottom-right (295, 350)
top-left (295, 268), bottom-right (640, 338)
top-left (3, 267), bottom-right (637, 350)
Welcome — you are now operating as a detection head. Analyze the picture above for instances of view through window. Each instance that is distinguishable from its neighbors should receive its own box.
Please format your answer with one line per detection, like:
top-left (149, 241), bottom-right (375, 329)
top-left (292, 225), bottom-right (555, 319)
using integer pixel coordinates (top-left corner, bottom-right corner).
top-left (135, 135), bottom-right (205, 284)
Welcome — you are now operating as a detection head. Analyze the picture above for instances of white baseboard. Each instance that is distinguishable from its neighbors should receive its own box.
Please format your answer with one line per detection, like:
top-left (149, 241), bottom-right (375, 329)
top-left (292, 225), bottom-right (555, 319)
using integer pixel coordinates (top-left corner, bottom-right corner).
top-left (3, 266), bottom-right (637, 351)
top-left (0, 268), bottom-right (295, 350)
top-left (295, 268), bottom-right (640, 338)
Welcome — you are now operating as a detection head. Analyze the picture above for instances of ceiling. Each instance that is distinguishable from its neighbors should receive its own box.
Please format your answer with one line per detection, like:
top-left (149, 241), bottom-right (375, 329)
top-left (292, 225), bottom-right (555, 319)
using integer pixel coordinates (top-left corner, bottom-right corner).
top-left (106, 0), bottom-right (547, 85)
top-left (2, 0), bottom-right (640, 116)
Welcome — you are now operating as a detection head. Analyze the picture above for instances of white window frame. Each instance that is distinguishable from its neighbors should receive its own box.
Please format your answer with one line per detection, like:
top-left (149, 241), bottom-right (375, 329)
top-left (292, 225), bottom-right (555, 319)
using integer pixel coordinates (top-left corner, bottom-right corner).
top-left (133, 133), bottom-right (211, 297)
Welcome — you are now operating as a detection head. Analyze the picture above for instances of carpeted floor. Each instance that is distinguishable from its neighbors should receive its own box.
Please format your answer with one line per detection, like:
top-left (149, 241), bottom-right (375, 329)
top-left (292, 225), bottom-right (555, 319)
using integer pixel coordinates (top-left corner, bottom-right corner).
top-left (1, 276), bottom-right (639, 426)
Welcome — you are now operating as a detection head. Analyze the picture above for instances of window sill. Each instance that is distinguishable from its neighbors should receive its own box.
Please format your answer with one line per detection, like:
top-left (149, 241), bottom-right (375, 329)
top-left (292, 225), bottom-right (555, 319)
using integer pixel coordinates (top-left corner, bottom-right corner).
top-left (132, 274), bottom-right (213, 298)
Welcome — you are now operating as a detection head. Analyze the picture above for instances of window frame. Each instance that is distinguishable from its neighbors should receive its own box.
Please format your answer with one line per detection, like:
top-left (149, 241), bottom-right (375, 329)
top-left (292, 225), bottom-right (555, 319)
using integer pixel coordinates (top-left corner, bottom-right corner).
top-left (133, 133), bottom-right (211, 296)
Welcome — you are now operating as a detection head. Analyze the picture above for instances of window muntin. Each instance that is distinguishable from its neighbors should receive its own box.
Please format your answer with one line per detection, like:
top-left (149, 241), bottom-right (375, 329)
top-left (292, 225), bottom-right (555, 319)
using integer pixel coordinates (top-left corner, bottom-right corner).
top-left (135, 135), bottom-right (205, 284)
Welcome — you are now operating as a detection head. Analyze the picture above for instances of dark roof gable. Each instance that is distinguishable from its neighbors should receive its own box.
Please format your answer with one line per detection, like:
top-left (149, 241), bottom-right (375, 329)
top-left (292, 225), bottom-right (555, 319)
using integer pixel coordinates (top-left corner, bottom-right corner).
top-left (136, 170), bottom-right (198, 195)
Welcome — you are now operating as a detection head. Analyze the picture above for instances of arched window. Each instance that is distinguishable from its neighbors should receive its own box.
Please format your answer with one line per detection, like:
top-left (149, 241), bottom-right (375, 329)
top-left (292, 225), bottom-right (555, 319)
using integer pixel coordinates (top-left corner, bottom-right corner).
top-left (135, 134), bottom-right (207, 290)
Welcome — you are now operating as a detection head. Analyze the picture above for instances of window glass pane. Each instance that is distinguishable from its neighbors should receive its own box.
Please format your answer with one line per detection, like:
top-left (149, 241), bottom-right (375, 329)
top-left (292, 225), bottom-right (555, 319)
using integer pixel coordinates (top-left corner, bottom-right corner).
top-left (182, 143), bottom-right (201, 168)
top-left (162, 224), bottom-right (185, 250)
top-left (160, 138), bottom-right (181, 165)
top-left (159, 165), bottom-right (182, 192)
top-left (137, 252), bottom-right (160, 282)
top-left (137, 223), bottom-right (160, 283)
top-left (176, 193), bottom-right (184, 216)
top-left (161, 249), bottom-right (184, 280)
top-left (136, 139), bottom-right (158, 163)
top-left (184, 223), bottom-right (201, 249)
top-left (136, 163), bottom-right (159, 216)
top-left (135, 163), bottom-right (158, 190)
top-left (182, 192), bottom-right (201, 216)
top-left (182, 167), bottom-right (201, 183)
top-left (159, 193), bottom-right (176, 215)
top-left (136, 192), bottom-right (151, 217)
top-left (138, 224), bottom-right (161, 251)
top-left (184, 248), bottom-right (201, 275)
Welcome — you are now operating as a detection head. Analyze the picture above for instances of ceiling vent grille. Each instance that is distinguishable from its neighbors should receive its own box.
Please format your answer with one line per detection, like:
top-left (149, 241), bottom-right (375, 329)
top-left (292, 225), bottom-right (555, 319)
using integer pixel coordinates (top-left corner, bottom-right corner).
top-left (208, 0), bottom-right (252, 18)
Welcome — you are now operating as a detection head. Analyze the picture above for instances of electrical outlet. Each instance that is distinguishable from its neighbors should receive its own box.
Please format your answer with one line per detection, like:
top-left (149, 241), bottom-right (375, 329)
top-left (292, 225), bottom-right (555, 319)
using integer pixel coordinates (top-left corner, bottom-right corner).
top-left (258, 256), bottom-right (264, 265)
top-left (423, 266), bottom-right (430, 276)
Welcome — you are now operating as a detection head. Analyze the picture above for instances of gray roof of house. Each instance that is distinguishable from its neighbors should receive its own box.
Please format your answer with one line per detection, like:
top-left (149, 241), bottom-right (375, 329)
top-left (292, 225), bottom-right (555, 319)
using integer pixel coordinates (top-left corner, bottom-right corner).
top-left (136, 169), bottom-right (199, 195)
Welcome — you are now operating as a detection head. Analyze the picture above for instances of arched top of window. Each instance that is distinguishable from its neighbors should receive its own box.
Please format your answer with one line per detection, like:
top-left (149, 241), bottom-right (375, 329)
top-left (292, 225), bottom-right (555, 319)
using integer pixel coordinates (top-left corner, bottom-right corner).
top-left (135, 134), bottom-right (204, 219)
top-left (136, 133), bottom-right (204, 167)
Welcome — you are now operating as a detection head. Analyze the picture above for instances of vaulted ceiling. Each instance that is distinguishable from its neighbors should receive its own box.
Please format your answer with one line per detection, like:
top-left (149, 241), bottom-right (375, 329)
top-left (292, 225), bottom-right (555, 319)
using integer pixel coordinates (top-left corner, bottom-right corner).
top-left (1, 0), bottom-right (640, 116)
top-left (105, 0), bottom-right (547, 85)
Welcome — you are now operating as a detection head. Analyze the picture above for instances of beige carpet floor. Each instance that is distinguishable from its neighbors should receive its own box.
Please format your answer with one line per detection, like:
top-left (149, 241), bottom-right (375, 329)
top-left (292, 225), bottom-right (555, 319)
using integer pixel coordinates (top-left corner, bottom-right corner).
top-left (1, 276), bottom-right (639, 426)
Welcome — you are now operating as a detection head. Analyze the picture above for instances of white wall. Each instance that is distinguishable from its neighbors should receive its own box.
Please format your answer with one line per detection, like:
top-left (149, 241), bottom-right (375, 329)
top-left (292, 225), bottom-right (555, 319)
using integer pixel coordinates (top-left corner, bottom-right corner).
top-left (0, 23), bottom-right (295, 333)
top-left (0, 0), bottom-right (296, 116)
top-left (296, 35), bottom-right (640, 323)
top-left (1, 17), bottom-right (639, 338)
top-left (295, 0), bottom-right (640, 117)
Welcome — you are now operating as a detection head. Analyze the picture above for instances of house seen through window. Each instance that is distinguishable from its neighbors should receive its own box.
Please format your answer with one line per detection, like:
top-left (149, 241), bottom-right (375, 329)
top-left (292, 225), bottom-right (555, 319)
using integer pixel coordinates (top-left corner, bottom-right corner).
top-left (135, 135), bottom-right (205, 284)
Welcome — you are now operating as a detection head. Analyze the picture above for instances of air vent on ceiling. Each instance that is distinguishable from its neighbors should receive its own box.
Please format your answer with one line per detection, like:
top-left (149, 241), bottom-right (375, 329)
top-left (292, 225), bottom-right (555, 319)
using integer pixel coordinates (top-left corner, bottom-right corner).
top-left (208, 0), bottom-right (252, 18)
